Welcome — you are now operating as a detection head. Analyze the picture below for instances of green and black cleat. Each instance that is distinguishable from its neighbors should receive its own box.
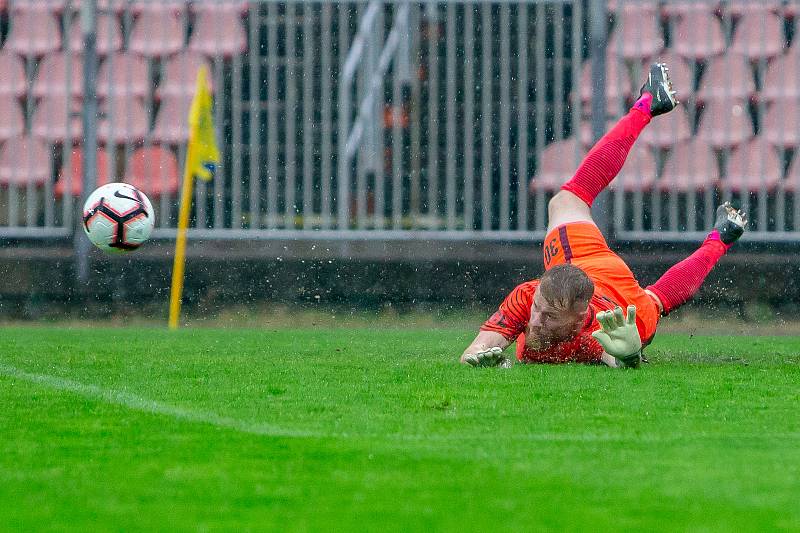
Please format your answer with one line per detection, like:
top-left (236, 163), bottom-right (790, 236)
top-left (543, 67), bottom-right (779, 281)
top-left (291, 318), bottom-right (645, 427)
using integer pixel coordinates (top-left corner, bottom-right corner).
top-left (637, 62), bottom-right (679, 117)
top-left (714, 201), bottom-right (748, 245)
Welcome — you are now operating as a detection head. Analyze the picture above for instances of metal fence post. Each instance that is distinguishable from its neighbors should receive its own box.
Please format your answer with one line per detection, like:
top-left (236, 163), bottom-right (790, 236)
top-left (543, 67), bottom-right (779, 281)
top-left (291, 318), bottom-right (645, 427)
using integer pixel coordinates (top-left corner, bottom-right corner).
top-left (589, 0), bottom-right (609, 238)
top-left (75, 0), bottom-right (98, 284)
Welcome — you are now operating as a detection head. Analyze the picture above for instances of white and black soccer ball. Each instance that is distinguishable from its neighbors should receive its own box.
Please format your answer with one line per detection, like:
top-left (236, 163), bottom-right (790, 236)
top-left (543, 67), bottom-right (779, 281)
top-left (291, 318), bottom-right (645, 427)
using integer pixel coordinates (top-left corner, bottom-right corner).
top-left (82, 183), bottom-right (155, 253)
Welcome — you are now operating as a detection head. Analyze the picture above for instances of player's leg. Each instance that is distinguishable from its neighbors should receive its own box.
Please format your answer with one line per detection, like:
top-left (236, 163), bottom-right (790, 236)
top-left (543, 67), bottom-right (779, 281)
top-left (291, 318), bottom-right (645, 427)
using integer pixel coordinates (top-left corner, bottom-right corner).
top-left (547, 63), bottom-right (679, 233)
top-left (646, 203), bottom-right (748, 315)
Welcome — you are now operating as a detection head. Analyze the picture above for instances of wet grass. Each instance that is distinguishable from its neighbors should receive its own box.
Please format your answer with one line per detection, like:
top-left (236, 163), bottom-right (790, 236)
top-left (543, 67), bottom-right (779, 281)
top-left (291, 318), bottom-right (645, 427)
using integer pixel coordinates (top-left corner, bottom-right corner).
top-left (0, 327), bottom-right (798, 531)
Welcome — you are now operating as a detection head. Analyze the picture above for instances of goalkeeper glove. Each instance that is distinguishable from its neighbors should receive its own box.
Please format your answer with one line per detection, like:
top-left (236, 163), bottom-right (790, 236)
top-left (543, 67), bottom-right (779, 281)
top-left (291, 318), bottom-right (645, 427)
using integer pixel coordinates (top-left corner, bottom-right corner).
top-left (591, 305), bottom-right (642, 368)
top-left (463, 347), bottom-right (513, 368)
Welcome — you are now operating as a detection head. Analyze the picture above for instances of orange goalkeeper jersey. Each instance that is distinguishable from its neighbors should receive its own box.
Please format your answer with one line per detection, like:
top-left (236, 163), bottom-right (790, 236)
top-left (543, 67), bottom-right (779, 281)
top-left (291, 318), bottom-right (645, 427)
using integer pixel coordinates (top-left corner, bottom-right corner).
top-left (481, 280), bottom-right (618, 364)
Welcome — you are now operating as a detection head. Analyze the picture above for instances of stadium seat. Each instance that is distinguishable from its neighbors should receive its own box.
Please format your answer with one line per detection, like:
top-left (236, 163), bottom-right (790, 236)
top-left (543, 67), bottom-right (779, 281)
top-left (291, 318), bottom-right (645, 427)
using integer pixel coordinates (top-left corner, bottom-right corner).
top-left (188, 8), bottom-right (247, 57)
top-left (128, 8), bottom-right (186, 57)
top-left (129, 0), bottom-right (187, 15)
top-left (730, 12), bottom-right (786, 61)
top-left (68, 0), bottom-right (128, 14)
top-left (0, 52), bottom-right (28, 97)
top-left (67, 13), bottom-right (122, 56)
top-left (639, 107), bottom-right (692, 148)
top-left (722, 138), bottom-right (783, 192)
top-left (529, 138), bottom-right (583, 192)
top-left (762, 101), bottom-right (800, 148)
top-left (125, 146), bottom-right (180, 197)
top-left (190, 0), bottom-right (249, 14)
top-left (152, 94), bottom-right (193, 143)
top-left (615, 144), bottom-right (658, 191)
top-left (761, 54), bottom-right (800, 102)
top-left (9, 0), bottom-right (65, 13)
top-left (55, 147), bottom-right (112, 197)
top-left (0, 95), bottom-right (26, 142)
top-left (658, 140), bottom-right (719, 192)
top-left (31, 95), bottom-right (84, 143)
top-left (155, 51), bottom-right (213, 99)
top-left (661, 2), bottom-right (719, 18)
top-left (697, 100), bottom-right (753, 148)
top-left (32, 53), bottom-right (85, 98)
top-left (696, 56), bottom-right (755, 102)
top-left (97, 96), bottom-right (149, 144)
top-left (0, 136), bottom-right (50, 187)
top-left (4, 7), bottom-right (61, 56)
top-left (97, 53), bottom-right (150, 99)
top-left (724, 1), bottom-right (784, 17)
top-left (671, 13), bottom-right (726, 60)
top-left (607, 5), bottom-right (663, 60)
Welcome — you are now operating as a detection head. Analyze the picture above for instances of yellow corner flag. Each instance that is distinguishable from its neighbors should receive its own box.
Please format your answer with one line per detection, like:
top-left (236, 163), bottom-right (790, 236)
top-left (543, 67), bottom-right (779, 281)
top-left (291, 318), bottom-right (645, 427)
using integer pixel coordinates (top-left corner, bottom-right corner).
top-left (169, 65), bottom-right (220, 329)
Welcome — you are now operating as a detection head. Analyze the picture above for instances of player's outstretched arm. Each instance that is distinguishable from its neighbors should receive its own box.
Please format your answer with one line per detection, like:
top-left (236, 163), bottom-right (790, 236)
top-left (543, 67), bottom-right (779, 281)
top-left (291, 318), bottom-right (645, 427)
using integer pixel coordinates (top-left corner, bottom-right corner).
top-left (461, 331), bottom-right (512, 367)
top-left (591, 305), bottom-right (643, 368)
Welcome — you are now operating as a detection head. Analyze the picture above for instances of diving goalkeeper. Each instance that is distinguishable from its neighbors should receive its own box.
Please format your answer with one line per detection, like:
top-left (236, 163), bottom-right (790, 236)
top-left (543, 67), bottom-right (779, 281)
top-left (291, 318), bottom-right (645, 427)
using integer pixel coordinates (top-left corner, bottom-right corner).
top-left (461, 63), bottom-right (748, 369)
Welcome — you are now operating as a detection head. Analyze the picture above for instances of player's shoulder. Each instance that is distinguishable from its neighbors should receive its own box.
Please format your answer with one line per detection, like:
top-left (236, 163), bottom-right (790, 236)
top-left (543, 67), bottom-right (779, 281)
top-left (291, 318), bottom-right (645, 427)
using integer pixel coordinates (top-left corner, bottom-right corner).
top-left (514, 279), bottom-right (539, 294)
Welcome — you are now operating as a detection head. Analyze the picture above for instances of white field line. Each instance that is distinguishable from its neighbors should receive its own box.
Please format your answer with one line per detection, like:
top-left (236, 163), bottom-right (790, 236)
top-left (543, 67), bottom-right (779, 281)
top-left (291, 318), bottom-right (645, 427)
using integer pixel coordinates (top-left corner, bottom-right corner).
top-left (0, 363), bottom-right (319, 439)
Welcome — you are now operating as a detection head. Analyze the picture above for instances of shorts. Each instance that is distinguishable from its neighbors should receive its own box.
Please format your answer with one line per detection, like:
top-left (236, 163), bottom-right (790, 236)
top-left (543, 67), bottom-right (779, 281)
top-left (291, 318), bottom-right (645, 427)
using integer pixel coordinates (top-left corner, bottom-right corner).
top-left (542, 221), bottom-right (660, 343)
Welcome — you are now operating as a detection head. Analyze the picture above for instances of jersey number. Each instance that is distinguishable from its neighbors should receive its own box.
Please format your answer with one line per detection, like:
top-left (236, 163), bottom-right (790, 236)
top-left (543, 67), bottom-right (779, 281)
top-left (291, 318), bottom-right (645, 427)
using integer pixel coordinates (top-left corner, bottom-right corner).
top-left (543, 238), bottom-right (560, 266)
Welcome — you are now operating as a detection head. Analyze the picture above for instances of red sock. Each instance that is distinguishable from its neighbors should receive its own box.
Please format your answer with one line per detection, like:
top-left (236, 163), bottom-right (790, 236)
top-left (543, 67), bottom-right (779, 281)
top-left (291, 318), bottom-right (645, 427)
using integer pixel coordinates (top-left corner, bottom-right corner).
top-left (646, 231), bottom-right (729, 315)
top-left (561, 96), bottom-right (653, 206)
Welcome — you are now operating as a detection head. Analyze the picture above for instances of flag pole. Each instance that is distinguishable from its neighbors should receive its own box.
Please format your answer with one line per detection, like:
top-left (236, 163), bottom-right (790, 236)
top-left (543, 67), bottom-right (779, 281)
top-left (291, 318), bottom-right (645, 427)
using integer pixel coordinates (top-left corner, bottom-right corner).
top-left (168, 65), bottom-right (218, 330)
top-left (168, 144), bottom-right (195, 330)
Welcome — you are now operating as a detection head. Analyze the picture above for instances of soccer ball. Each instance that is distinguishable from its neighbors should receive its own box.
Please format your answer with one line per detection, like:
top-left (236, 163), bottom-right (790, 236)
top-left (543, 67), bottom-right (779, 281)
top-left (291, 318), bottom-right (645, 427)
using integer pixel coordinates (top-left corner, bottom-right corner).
top-left (82, 183), bottom-right (155, 253)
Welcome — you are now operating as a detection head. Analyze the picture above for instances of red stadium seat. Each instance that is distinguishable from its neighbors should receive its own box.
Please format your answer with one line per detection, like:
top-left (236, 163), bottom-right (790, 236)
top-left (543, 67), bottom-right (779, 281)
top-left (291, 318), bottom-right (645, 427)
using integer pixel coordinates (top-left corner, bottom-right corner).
top-left (67, 13), bottom-right (122, 56)
top-left (152, 94), bottom-right (193, 143)
top-left (9, 0), bottom-right (65, 13)
top-left (155, 51), bottom-right (213, 99)
top-left (639, 107), bottom-right (692, 148)
top-left (530, 138), bottom-right (584, 192)
top-left (696, 56), bottom-right (755, 102)
top-left (0, 95), bottom-right (26, 142)
top-left (661, 2), bottom-right (719, 18)
top-left (97, 53), bottom-right (150, 99)
top-left (97, 96), bottom-right (149, 144)
top-left (32, 53), bottom-right (84, 98)
top-left (129, 9), bottom-right (185, 58)
top-left (724, 2), bottom-right (784, 17)
top-left (0, 136), bottom-right (50, 187)
top-left (607, 5), bottom-right (663, 60)
top-left (0, 52), bottom-right (28, 97)
top-left (658, 140), bottom-right (719, 192)
top-left (697, 100), bottom-right (753, 149)
top-left (762, 101), bottom-right (800, 148)
top-left (5, 7), bottom-right (61, 57)
top-left (722, 138), bottom-right (783, 192)
top-left (31, 95), bottom-right (84, 143)
top-left (190, 0), bottom-right (249, 14)
top-left (125, 146), bottom-right (180, 197)
top-left (761, 54), bottom-right (800, 102)
top-left (129, 0), bottom-right (187, 15)
top-left (730, 12), bottom-right (786, 61)
top-left (615, 144), bottom-right (658, 191)
top-left (55, 147), bottom-right (112, 197)
top-left (188, 8), bottom-right (247, 57)
top-left (671, 13), bottom-right (726, 60)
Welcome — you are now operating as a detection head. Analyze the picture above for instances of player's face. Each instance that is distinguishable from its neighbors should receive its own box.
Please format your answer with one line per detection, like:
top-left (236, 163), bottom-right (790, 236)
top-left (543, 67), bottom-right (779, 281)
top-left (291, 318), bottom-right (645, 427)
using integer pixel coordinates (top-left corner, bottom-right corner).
top-left (526, 286), bottom-right (589, 349)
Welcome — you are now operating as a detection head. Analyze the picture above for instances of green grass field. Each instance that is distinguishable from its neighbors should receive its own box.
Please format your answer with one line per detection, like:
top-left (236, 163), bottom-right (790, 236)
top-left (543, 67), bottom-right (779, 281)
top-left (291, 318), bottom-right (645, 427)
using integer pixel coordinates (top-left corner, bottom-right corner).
top-left (1, 326), bottom-right (798, 531)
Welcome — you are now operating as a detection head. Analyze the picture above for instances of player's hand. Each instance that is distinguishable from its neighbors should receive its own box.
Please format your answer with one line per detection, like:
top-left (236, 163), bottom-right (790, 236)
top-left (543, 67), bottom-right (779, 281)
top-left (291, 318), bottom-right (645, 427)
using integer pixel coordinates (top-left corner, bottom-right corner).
top-left (591, 305), bottom-right (642, 367)
top-left (462, 347), bottom-right (512, 368)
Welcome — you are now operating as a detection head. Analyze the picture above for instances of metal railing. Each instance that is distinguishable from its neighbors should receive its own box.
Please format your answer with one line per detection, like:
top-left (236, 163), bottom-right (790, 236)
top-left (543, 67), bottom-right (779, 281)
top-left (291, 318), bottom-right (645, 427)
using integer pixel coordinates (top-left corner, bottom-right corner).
top-left (1, 0), bottom-right (798, 244)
